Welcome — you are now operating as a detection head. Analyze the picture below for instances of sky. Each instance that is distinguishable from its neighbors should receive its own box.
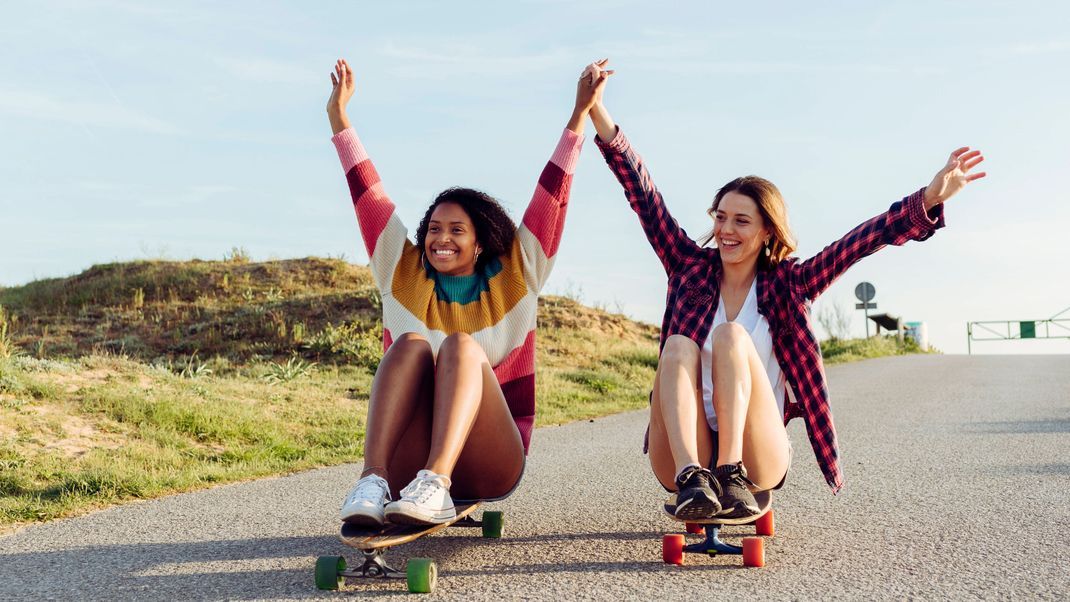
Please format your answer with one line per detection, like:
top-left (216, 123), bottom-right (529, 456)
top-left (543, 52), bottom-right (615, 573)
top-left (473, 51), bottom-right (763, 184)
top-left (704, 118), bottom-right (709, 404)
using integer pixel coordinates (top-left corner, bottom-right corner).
top-left (2, 0), bottom-right (1068, 355)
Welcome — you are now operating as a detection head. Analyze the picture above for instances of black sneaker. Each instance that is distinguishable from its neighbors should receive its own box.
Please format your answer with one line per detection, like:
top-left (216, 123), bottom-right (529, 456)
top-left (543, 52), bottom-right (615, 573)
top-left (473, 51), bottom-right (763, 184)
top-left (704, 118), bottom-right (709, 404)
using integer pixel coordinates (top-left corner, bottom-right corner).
top-left (713, 462), bottom-right (760, 519)
top-left (673, 466), bottom-right (722, 520)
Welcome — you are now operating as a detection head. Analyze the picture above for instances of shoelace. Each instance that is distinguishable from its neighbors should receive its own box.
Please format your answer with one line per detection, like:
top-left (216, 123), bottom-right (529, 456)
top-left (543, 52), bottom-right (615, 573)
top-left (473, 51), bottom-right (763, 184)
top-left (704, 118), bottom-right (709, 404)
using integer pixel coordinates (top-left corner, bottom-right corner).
top-left (678, 467), bottom-right (722, 495)
top-left (722, 462), bottom-right (757, 489)
top-left (400, 475), bottom-right (442, 504)
top-left (346, 478), bottom-right (387, 504)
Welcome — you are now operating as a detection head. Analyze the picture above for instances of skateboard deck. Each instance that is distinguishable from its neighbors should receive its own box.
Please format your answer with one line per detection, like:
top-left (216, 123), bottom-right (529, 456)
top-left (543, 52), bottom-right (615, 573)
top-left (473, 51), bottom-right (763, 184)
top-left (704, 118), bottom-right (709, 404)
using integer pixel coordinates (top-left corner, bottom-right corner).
top-left (340, 502), bottom-right (482, 550)
top-left (663, 490), bottom-right (772, 525)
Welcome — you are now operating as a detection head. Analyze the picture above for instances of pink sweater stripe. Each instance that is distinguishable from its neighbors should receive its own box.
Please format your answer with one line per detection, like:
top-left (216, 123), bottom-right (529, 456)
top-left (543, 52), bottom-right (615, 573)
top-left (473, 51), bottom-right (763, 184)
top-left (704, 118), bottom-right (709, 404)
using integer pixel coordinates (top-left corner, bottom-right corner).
top-left (332, 128), bottom-right (369, 173)
top-left (521, 129), bottom-right (583, 259)
top-left (493, 331), bottom-right (536, 384)
top-left (550, 128), bottom-right (583, 174)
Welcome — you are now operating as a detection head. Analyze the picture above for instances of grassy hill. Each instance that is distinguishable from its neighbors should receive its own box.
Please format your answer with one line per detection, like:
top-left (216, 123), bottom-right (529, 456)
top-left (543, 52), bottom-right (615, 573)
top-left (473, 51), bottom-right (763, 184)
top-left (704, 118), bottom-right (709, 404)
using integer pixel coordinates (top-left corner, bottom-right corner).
top-left (0, 256), bottom-right (925, 530)
top-left (0, 257), bottom-right (660, 529)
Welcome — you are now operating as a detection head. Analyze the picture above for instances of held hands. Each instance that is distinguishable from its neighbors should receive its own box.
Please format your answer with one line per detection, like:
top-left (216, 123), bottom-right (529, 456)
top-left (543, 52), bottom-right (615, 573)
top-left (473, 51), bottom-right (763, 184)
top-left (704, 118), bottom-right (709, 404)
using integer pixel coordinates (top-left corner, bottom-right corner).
top-left (575, 58), bottom-right (613, 115)
top-left (327, 59), bottom-right (354, 134)
top-left (924, 147), bottom-right (987, 210)
top-left (567, 59), bottom-right (613, 135)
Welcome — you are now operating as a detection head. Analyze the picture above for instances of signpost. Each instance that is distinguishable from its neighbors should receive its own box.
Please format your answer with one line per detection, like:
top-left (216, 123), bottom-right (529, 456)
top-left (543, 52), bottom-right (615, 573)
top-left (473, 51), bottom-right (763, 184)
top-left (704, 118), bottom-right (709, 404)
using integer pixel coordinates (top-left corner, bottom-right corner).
top-left (855, 282), bottom-right (877, 337)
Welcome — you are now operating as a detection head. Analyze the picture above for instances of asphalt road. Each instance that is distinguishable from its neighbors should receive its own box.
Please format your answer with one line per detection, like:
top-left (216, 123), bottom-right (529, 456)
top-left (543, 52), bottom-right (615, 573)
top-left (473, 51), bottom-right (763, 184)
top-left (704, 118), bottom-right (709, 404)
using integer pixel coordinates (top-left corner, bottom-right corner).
top-left (2, 355), bottom-right (1068, 600)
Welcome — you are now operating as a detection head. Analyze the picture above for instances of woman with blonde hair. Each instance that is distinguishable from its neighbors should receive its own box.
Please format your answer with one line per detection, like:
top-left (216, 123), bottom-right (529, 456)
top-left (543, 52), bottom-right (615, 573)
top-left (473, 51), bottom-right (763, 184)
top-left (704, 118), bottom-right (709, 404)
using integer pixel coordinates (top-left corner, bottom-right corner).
top-left (585, 60), bottom-right (985, 518)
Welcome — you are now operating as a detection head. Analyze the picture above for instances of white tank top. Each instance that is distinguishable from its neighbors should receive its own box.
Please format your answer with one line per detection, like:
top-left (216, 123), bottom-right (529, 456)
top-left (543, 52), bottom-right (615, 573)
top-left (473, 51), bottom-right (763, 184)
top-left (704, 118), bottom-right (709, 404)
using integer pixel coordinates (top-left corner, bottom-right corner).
top-left (700, 278), bottom-right (786, 431)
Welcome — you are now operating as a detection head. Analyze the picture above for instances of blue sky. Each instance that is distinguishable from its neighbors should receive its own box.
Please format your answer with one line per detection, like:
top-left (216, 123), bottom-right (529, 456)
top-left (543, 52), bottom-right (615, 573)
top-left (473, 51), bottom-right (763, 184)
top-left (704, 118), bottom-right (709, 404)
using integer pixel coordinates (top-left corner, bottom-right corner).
top-left (2, 0), bottom-right (1068, 355)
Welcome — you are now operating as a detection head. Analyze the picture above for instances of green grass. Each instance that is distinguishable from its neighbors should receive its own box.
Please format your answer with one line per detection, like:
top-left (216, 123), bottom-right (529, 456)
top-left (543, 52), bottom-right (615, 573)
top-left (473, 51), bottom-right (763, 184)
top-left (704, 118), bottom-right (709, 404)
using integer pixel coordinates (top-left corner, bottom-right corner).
top-left (0, 354), bottom-right (371, 526)
top-left (0, 258), bottom-right (929, 530)
top-left (820, 334), bottom-right (931, 365)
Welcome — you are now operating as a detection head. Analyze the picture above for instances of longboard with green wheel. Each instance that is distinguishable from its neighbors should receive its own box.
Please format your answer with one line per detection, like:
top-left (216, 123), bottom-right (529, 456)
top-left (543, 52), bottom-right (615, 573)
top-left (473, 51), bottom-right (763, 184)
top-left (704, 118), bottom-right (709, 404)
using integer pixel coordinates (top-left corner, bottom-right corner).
top-left (314, 502), bottom-right (505, 594)
top-left (660, 490), bottom-right (774, 568)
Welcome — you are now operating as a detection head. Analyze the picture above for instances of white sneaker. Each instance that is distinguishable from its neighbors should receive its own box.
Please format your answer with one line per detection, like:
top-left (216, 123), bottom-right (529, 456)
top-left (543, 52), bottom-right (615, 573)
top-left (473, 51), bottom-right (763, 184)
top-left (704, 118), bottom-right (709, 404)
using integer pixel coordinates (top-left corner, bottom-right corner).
top-left (340, 474), bottom-right (391, 527)
top-left (384, 470), bottom-right (456, 525)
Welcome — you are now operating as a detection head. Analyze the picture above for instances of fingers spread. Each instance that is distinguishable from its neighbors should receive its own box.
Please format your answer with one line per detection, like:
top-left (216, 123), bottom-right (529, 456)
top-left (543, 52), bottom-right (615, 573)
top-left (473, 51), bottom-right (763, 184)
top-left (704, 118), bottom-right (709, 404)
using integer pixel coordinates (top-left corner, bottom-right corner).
top-left (966, 172), bottom-right (987, 182)
top-left (950, 146), bottom-right (970, 158)
top-left (963, 155), bottom-right (985, 171)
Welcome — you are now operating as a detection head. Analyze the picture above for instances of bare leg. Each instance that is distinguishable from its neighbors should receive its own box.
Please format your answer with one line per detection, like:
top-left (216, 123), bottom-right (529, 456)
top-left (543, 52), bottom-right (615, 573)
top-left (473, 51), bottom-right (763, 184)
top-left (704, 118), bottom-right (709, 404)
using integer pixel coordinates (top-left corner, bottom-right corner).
top-left (424, 333), bottom-right (524, 498)
top-left (710, 323), bottom-right (790, 491)
top-left (647, 334), bottom-right (715, 491)
top-left (362, 333), bottom-right (434, 487)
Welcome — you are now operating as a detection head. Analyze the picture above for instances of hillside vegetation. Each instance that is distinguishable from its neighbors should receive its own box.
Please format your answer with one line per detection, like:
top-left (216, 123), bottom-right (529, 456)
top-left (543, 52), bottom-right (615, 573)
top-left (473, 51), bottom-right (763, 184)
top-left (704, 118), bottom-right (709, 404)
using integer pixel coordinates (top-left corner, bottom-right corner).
top-left (0, 257), bottom-right (659, 528)
top-left (0, 256), bottom-right (924, 530)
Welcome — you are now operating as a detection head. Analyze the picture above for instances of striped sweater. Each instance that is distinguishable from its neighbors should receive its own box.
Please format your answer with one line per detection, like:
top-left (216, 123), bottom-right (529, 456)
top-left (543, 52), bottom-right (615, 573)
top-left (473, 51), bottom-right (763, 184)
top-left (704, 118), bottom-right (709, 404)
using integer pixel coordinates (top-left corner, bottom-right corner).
top-left (332, 127), bottom-right (584, 453)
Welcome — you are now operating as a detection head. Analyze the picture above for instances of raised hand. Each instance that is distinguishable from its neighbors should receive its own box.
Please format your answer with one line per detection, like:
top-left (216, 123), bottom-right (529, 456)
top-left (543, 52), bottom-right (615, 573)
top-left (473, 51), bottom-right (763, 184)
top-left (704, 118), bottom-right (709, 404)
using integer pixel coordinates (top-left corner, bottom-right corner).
top-left (924, 147), bottom-right (987, 209)
top-left (568, 59), bottom-right (613, 135)
top-left (577, 58), bottom-right (613, 112)
top-left (584, 59), bottom-right (618, 143)
top-left (327, 59), bottom-right (355, 134)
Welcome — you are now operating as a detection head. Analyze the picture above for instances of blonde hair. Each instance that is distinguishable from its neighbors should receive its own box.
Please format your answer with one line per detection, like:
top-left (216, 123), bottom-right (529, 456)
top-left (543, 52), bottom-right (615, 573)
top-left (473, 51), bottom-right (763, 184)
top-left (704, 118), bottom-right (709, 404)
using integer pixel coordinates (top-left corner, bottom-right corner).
top-left (699, 176), bottom-right (797, 270)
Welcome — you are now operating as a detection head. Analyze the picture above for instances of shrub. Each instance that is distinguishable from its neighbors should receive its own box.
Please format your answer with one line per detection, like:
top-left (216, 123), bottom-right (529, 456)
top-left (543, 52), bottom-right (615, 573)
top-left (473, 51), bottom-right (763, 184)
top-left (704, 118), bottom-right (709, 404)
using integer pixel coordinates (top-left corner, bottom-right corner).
top-left (304, 321), bottom-right (383, 370)
top-left (261, 355), bottom-right (317, 385)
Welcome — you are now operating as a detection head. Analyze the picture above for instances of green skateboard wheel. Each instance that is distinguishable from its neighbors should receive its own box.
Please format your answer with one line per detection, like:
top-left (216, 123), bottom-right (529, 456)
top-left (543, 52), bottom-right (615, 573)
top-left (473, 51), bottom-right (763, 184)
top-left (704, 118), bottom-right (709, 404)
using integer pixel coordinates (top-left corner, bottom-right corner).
top-left (314, 555), bottom-right (346, 590)
top-left (481, 510), bottom-right (504, 538)
top-left (406, 557), bottom-right (437, 593)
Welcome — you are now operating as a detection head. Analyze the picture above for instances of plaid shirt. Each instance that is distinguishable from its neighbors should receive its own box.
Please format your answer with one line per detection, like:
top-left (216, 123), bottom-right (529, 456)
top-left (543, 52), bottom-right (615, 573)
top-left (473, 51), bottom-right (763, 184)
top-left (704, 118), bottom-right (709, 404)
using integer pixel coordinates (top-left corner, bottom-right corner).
top-left (596, 128), bottom-right (945, 494)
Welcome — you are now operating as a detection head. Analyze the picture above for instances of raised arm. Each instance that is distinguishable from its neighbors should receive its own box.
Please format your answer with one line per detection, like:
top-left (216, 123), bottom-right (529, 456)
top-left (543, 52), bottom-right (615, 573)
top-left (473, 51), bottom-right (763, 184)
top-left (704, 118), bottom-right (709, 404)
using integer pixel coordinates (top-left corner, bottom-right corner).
top-left (589, 61), bottom-right (702, 275)
top-left (790, 147), bottom-right (986, 300)
top-left (516, 63), bottom-right (607, 290)
top-left (327, 59), bottom-right (408, 289)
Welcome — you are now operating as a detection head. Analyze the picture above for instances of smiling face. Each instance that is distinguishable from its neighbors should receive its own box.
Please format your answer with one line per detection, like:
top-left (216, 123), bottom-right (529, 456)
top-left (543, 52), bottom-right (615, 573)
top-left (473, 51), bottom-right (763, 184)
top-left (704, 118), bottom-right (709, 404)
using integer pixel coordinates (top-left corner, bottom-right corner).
top-left (424, 201), bottom-right (482, 276)
top-left (713, 191), bottom-right (771, 268)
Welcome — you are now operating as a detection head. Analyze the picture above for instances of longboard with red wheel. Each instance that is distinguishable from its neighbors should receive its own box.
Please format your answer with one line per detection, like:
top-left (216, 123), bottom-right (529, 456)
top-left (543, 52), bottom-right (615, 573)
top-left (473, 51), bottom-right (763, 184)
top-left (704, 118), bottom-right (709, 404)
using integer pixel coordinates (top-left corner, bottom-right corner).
top-left (314, 502), bottom-right (504, 594)
top-left (661, 490), bottom-right (774, 567)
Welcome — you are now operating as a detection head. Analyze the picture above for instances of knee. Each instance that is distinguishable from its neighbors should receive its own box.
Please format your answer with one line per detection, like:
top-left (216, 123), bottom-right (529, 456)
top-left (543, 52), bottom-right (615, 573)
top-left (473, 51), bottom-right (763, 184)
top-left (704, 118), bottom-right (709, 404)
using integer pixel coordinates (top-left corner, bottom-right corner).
top-left (711, 322), bottom-right (749, 354)
top-left (388, 332), bottom-right (433, 362)
top-left (660, 334), bottom-right (699, 366)
top-left (438, 332), bottom-right (485, 364)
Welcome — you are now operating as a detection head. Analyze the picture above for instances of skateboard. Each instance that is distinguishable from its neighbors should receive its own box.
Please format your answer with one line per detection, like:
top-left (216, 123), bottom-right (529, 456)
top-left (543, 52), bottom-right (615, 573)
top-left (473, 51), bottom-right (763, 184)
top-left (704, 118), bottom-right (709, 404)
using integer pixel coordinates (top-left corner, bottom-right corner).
top-left (661, 490), bottom-right (774, 567)
top-left (314, 502), bottom-right (504, 594)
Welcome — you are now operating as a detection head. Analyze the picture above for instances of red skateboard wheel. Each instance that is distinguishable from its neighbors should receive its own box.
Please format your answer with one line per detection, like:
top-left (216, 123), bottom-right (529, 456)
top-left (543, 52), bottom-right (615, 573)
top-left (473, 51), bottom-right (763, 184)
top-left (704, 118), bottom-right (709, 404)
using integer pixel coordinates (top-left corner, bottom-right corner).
top-left (742, 537), bottom-right (764, 567)
top-left (662, 534), bottom-right (685, 565)
top-left (755, 509), bottom-right (775, 537)
top-left (685, 522), bottom-right (704, 534)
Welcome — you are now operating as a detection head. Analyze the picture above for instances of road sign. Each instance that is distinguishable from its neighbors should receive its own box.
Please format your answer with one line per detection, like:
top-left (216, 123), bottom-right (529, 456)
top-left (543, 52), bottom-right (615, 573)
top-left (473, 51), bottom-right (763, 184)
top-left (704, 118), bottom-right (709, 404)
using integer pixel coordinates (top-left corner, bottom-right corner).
top-left (855, 282), bottom-right (877, 337)
top-left (855, 282), bottom-right (876, 303)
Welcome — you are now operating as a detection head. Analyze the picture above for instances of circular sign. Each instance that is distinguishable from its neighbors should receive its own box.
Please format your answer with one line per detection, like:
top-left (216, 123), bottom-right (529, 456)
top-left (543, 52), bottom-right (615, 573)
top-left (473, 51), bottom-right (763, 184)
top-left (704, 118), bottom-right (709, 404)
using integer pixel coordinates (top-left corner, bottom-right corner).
top-left (855, 282), bottom-right (876, 303)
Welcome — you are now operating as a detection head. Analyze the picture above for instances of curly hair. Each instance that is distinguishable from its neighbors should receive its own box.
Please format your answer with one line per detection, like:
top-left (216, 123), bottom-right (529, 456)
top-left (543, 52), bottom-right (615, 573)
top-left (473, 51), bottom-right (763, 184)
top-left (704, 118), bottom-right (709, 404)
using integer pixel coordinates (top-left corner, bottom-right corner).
top-left (414, 187), bottom-right (517, 270)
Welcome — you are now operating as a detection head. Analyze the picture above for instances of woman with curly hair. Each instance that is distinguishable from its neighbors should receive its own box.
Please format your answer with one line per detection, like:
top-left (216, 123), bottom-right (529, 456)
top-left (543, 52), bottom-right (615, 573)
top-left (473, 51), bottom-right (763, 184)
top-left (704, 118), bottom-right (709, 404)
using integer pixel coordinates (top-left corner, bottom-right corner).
top-left (584, 60), bottom-right (985, 520)
top-left (326, 59), bottom-right (607, 525)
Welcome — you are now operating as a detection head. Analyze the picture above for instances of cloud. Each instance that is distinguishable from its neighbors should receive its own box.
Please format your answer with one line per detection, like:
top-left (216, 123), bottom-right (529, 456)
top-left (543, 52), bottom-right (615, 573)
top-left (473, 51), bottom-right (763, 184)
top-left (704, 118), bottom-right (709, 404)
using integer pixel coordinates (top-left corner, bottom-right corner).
top-left (0, 88), bottom-right (182, 135)
top-left (377, 41), bottom-right (571, 80)
top-left (76, 181), bottom-right (238, 208)
top-left (643, 59), bottom-right (942, 76)
top-left (1005, 40), bottom-right (1070, 56)
top-left (214, 57), bottom-right (319, 85)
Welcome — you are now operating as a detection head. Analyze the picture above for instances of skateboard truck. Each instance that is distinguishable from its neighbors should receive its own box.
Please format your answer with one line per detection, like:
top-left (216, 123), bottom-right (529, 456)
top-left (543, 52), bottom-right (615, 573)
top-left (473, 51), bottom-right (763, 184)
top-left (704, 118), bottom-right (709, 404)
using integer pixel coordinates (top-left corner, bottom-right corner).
top-left (342, 515), bottom-right (484, 581)
top-left (661, 491), bottom-right (775, 567)
top-left (686, 523), bottom-right (743, 555)
top-left (345, 548), bottom-right (406, 580)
